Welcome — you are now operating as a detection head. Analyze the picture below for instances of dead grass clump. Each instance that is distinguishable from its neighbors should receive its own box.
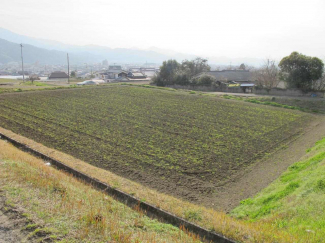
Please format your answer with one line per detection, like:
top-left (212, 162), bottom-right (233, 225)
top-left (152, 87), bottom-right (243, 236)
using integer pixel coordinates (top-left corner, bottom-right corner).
top-left (0, 139), bottom-right (204, 242)
top-left (0, 132), bottom-right (300, 242)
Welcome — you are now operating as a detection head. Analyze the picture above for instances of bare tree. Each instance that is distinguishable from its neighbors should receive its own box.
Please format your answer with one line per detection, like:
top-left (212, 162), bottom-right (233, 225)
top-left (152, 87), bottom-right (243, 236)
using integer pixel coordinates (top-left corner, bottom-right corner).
top-left (29, 74), bottom-right (39, 84)
top-left (239, 63), bottom-right (246, 70)
top-left (253, 59), bottom-right (279, 89)
top-left (312, 72), bottom-right (325, 91)
top-left (312, 58), bottom-right (325, 91)
top-left (236, 63), bottom-right (255, 71)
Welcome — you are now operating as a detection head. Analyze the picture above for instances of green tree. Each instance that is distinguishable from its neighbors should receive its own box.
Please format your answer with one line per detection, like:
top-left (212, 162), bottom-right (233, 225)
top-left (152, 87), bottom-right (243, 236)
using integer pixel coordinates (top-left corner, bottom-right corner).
top-left (279, 52), bottom-right (324, 91)
top-left (174, 73), bottom-right (190, 85)
top-left (152, 58), bottom-right (212, 86)
top-left (152, 59), bottom-right (180, 86)
top-left (70, 71), bottom-right (76, 77)
top-left (191, 74), bottom-right (216, 86)
top-left (239, 63), bottom-right (246, 70)
top-left (181, 58), bottom-right (210, 78)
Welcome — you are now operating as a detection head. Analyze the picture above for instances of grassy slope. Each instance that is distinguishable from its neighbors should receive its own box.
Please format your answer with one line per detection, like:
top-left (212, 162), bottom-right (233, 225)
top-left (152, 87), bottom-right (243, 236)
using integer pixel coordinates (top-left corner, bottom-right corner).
top-left (220, 93), bottom-right (325, 115)
top-left (0, 140), bottom-right (201, 243)
top-left (0, 84), bottom-right (318, 243)
top-left (0, 78), bottom-right (19, 83)
top-left (23, 81), bottom-right (51, 86)
top-left (2, 127), bottom-right (297, 243)
top-left (232, 137), bottom-right (325, 242)
top-left (0, 84), bottom-right (323, 242)
top-left (258, 96), bottom-right (325, 114)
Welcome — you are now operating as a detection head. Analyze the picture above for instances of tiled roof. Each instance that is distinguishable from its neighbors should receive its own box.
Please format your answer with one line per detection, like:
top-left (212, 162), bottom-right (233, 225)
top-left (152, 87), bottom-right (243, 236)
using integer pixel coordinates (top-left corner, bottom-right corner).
top-left (49, 71), bottom-right (68, 79)
top-left (198, 70), bottom-right (252, 82)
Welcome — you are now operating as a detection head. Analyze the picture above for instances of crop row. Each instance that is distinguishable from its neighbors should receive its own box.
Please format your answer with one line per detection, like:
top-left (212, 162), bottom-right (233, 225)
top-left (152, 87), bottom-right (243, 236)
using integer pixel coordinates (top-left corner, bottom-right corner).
top-left (0, 86), bottom-right (311, 191)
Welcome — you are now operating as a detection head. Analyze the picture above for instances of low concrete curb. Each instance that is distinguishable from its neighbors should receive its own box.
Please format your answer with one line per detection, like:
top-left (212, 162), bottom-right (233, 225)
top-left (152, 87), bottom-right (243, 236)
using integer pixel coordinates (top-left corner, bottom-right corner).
top-left (0, 132), bottom-right (236, 243)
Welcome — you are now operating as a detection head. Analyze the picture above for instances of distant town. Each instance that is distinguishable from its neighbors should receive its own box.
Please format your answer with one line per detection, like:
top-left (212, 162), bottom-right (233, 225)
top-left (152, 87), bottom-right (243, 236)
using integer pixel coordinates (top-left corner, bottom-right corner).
top-left (0, 60), bottom-right (160, 82)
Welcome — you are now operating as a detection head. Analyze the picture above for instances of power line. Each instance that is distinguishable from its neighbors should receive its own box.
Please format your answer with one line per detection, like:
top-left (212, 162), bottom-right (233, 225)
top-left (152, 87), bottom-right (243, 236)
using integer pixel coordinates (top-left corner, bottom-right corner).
top-left (20, 44), bottom-right (25, 82)
top-left (67, 53), bottom-right (70, 83)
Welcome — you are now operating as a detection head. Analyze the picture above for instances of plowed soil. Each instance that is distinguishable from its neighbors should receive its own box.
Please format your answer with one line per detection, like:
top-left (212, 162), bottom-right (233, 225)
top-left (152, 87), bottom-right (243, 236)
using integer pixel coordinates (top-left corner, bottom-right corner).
top-left (0, 86), bottom-right (320, 211)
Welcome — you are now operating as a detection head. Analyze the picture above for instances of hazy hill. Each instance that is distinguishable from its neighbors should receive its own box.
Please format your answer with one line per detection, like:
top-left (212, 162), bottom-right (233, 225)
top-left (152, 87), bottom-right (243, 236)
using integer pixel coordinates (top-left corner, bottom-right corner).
top-left (0, 38), bottom-right (102, 65)
top-left (0, 28), bottom-right (191, 64)
top-left (0, 27), bottom-right (263, 65)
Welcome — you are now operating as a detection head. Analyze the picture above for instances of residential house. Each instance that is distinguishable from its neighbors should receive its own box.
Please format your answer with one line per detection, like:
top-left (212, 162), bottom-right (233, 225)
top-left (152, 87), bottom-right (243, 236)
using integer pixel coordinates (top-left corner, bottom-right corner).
top-left (107, 65), bottom-right (122, 79)
top-left (48, 71), bottom-right (69, 80)
top-left (196, 70), bottom-right (255, 93)
top-left (140, 68), bottom-right (157, 78)
top-left (196, 70), bottom-right (253, 83)
top-left (127, 72), bottom-right (147, 79)
top-left (118, 71), bottom-right (128, 78)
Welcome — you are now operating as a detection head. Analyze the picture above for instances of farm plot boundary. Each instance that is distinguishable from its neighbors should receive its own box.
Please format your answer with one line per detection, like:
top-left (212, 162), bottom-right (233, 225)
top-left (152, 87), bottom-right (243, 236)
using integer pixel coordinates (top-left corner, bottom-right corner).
top-left (2, 123), bottom-right (325, 242)
top-left (0, 131), bottom-right (234, 243)
top-left (0, 86), bottom-right (316, 209)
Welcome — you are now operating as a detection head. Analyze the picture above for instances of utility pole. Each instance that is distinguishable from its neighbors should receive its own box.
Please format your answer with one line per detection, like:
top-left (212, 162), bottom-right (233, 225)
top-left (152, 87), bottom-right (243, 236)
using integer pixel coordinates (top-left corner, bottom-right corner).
top-left (67, 53), bottom-right (70, 83)
top-left (20, 44), bottom-right (25, 82)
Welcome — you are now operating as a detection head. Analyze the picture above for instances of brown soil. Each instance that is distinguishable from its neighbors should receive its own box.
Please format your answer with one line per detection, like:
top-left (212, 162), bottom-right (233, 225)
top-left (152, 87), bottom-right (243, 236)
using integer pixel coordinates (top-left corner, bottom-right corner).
top-left (211, 115), bottom-right (325, 212)
top-left (0, 88), bottom-right (317, 211)
top-left (0, 192), bottom-right (35, 243)
top-left (0, 172), bottom-right (57, 243)
top-left (1, 113), bottom-right (325, 213)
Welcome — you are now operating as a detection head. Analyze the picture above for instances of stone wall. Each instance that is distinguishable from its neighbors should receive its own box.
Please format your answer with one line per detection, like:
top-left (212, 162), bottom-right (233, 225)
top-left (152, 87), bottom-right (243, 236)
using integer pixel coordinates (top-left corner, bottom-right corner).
top-left (254, 88), bottom-right (325, 98)
top-left (165, 84), bottom-right (244, 93)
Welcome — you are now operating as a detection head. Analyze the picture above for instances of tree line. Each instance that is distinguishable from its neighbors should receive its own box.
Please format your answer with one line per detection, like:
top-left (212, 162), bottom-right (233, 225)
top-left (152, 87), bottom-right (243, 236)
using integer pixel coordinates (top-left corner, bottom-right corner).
top-left (152, 58), bottom-right (217, 87)
top-left (153, 52), bottom-right (325, 92)
top-left (254, 52), bottom-right (324, 92)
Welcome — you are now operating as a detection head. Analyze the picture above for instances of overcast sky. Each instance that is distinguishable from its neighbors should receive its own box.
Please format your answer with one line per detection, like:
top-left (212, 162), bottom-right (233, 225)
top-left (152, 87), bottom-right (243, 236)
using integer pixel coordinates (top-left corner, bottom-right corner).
top-left (1, 0), bottom-right (324, 60)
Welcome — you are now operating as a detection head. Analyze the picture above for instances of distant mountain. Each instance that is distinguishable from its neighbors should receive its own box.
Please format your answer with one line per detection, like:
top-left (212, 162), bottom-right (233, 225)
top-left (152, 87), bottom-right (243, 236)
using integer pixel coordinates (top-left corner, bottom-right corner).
top-left (0, 28), bottom-right (192, 64)
top-left (0, 38), bottom-right (103, 65)
top-left (0, 27), bottom-right (264, 66)
top-left (0, 27), bottom-right (74, 52)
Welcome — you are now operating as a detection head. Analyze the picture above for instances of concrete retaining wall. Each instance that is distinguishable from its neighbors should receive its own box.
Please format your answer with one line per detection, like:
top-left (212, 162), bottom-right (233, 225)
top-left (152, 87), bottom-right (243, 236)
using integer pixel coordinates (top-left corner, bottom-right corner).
top-left (0, 132), bottom-right (235, 243)
top-left (166, 84), bottom-right (244, 93)
top-left (254, 88), bottom-right (325, 98)
top-left (166, 84), bottom-right (325, 98)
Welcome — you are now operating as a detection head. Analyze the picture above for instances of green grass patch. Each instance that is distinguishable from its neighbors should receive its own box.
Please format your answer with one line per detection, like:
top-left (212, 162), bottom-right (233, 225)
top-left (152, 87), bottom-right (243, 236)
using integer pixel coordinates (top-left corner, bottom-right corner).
top-left (232, 137), bottom-right (325, 241)
top-left (220, 95), bottom-right (322, 114)
top-left (22, 81), bottom-right (50, 86)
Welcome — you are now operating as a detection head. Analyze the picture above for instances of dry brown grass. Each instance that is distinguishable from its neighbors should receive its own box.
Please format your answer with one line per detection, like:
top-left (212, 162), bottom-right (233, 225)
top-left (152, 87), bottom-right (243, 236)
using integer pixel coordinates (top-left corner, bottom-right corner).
top-left (0, 139), bottom-right (204, 242)
top-left (0, 128), bottom-right (298, 242)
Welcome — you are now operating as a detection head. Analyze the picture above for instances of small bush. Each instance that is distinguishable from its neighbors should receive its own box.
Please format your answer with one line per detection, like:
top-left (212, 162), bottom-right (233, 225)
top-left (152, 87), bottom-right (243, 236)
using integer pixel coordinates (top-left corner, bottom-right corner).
top-left (262, 182), bottom-right (299, 205)
top-left (240, 198), bottom-right (253, 205)
top-left (184, 209), bottom-right (202, 221)
top-left (315, 179), bottom-right (325, 191)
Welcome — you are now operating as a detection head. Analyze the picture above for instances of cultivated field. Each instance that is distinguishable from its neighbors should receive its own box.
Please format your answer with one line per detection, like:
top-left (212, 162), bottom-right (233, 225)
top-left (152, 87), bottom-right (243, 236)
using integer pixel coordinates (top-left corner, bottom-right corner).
top-left (0, 86), bottom-right (312, 205)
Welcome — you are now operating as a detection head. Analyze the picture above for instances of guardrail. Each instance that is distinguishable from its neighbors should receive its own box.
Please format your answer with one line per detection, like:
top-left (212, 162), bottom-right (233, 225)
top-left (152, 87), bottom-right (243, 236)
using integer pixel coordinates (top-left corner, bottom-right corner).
top-left (0, 132), bottom-right (236, 243)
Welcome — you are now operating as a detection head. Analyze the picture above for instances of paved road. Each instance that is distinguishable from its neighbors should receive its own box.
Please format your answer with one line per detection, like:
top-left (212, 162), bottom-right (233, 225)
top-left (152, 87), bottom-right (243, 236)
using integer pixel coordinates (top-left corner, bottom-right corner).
top-left (208, 91), bottom-right (257, 97)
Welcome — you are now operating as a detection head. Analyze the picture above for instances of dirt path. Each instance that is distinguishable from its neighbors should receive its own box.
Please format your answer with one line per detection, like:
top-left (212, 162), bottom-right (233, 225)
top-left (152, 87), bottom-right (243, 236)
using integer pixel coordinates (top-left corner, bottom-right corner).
top-left (211, 115), bottom-right (325, 212)
top-left (0, 178), bottom-right (54, 243)
top-left (208, 91), bottom-right (257, 97)
top-left (0, 192), bottom-right (29, 243)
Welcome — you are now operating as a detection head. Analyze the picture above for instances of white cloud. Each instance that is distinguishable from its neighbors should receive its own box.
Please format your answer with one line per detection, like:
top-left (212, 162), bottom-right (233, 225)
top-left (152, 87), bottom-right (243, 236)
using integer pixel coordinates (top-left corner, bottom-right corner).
top-left (0, 0), bottom-right (324, 59)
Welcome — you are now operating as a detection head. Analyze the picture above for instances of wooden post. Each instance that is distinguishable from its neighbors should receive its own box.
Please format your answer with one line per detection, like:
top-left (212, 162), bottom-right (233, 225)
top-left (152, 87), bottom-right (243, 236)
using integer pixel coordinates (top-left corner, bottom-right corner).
top-left (67, 53), bottom-right (70, 83)
top-left (20, 44), bottom-right (25, 82)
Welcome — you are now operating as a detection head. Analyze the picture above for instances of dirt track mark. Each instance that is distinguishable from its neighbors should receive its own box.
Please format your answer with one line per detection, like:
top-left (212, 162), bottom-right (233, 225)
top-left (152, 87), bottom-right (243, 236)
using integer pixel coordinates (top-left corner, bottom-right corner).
top-left (212, 115), bottom-right (325, 212)
top-left (0, 191), bottom-right (30, 243)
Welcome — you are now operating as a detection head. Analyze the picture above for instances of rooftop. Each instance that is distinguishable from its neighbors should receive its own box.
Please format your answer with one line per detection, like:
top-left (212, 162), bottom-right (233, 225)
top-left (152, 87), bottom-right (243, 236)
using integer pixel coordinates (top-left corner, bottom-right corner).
top-left (199, 70), bottom-right (252, 82)
top-left (48, 71), bottom-right (68, 79)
